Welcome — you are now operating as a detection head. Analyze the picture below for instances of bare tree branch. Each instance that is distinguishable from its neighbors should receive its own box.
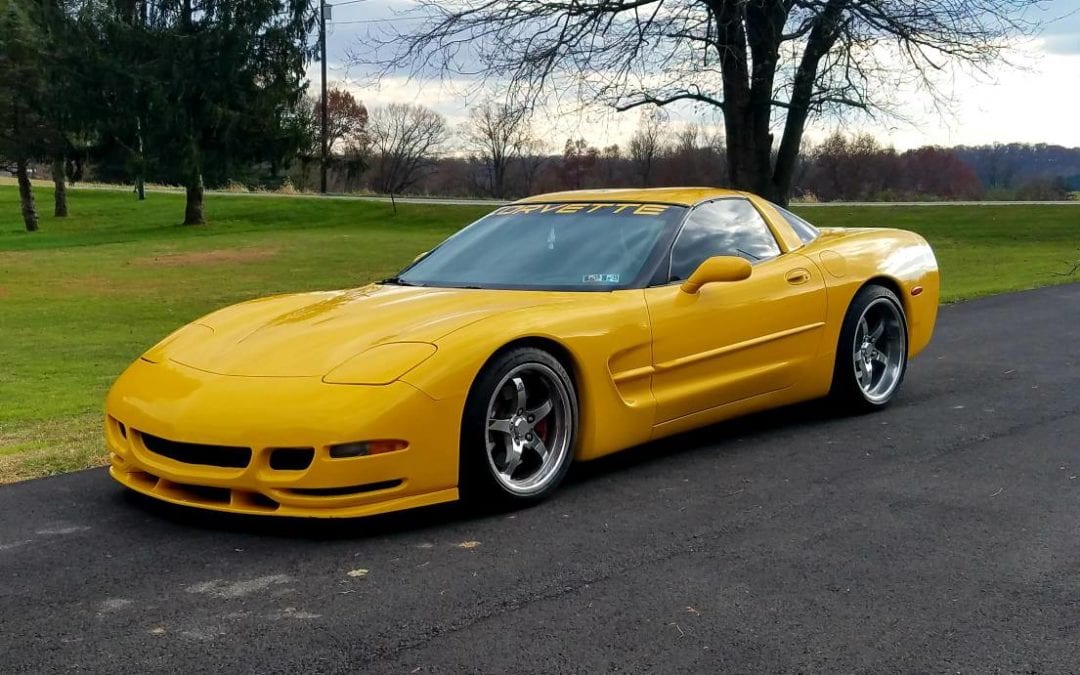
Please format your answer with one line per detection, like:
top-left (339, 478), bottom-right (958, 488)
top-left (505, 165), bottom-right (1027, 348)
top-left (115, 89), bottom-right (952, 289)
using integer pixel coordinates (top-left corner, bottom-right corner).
top-left (462, 102), bottom-right (535, 198)
top-left (368, 103), bottom-right (448, 195)
top-left (355, 0), bottom-right (1046, 202)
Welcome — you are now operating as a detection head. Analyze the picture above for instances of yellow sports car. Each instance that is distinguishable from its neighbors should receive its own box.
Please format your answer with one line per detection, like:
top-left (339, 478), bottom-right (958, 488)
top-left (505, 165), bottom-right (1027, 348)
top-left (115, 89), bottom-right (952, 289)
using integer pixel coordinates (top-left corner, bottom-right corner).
top-left (106, 188), bottom-right (939, 518)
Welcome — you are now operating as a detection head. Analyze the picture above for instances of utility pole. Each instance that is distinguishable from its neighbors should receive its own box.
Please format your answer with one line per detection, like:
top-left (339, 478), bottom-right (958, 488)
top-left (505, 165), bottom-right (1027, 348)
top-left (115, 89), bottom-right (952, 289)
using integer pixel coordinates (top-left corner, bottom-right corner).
top-left (319, 0), bottom-right (330, 194)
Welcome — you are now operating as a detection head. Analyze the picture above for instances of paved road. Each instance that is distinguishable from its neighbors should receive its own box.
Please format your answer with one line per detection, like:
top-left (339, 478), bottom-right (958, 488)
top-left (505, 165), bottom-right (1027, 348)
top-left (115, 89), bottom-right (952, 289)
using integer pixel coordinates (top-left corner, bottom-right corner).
top-left (3, 284), bottom-right (1080, 673)
top-left (69, 183), bottom-right (502, 207)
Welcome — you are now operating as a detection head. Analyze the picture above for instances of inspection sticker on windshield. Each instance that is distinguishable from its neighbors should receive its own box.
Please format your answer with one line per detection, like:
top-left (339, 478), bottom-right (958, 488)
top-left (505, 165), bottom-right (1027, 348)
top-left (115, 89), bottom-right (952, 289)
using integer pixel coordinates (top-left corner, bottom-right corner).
top-left (583, 274), bottom-right (620, 283)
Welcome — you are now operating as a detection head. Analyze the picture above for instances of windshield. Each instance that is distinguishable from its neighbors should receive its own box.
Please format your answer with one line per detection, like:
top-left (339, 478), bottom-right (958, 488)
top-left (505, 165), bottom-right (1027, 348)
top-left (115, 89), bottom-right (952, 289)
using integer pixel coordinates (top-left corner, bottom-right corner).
top-left (396, 202), bottom-right (685, 290)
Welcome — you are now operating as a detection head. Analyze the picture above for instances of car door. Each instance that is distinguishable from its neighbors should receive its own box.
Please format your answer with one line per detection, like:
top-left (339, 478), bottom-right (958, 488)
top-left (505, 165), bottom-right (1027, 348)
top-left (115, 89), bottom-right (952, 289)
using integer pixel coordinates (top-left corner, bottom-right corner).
top-left (644, 198), bottom-right (827, 423)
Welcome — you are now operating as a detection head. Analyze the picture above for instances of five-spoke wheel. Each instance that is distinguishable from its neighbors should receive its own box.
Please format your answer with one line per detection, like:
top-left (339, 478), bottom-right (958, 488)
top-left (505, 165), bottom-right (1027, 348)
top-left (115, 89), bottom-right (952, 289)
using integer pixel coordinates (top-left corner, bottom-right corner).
top-left (852, 296), bottom-right (906, 403)
top-left (462, 347), bottom-right (578, 504)
top-left (832, 284), bottom-right (909, 410)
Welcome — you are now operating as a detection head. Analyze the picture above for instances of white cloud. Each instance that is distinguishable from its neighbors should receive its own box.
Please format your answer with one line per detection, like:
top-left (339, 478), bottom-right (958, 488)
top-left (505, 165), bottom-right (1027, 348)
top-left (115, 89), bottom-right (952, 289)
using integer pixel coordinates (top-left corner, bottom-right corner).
top-left (316, 1), bottom-right (1080, 151)
top-left (813, 42), bottom-right (1080, 149)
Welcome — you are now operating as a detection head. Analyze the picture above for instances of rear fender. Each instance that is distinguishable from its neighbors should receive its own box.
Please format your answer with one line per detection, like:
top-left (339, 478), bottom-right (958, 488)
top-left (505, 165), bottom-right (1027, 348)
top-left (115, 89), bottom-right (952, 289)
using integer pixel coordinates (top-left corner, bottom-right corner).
top-left (807, 228), bottom-right (939, 361)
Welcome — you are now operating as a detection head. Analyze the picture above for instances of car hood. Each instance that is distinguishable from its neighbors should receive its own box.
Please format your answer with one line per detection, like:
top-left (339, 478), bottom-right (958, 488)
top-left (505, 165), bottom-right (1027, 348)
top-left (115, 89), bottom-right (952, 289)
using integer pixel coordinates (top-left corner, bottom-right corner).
top-left (166, 284), bottom-right (570, 377)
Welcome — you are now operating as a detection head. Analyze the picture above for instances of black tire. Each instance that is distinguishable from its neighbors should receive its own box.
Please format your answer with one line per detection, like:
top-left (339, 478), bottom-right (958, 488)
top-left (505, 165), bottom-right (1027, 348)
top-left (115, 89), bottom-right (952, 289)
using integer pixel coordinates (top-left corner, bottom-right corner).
top-left (459, 347), bottom-right (578, 506)
top-left (830, 284), bottom-right (909, 412)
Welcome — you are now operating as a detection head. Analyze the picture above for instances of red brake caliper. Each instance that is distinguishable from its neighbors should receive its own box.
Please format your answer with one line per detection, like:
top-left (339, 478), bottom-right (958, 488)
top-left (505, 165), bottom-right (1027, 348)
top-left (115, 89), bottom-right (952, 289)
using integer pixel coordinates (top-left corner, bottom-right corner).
top-left (534, 418), bottom-right (549, 444)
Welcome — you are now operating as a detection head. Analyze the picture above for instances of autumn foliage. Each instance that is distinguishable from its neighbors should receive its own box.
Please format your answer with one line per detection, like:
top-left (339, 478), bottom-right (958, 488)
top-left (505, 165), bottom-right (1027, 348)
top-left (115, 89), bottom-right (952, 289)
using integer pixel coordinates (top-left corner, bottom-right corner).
top-left (801, 133), bottom-right (984, 201)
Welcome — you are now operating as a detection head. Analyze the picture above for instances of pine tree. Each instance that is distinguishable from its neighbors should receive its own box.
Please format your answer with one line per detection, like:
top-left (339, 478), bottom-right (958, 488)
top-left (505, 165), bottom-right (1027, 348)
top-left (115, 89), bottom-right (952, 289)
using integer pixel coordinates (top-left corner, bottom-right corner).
top-left (0, 0), bottom-right (49, 231)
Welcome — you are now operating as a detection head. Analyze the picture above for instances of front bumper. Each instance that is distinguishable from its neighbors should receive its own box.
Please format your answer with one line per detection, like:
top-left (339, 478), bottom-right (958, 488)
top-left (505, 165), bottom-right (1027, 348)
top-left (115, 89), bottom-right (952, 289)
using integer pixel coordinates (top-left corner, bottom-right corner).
top-left (106, 358), bottom-right (464, 518)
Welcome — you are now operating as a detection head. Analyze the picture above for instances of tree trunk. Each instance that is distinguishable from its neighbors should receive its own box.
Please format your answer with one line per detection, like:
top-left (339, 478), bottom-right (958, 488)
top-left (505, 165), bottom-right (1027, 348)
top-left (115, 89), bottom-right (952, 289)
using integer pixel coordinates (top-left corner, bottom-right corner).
top-left (770, 0), bottom-right (846, 205)
top-left (184, 171), bottom-right (205, 225)
top-left (135, 114), bottom-right (146, 200)
top-left (52, 157), bottom-right (68, 217)
top-left (713, 1), bottom-right (776, 200)
top-left (492, 162), bottom-right (505, 199)
top-left (721, 71), bottom-right (782, 202)
top-left (712, 0), bottom-right (838, 205)
top-left (16, 159), bottom-right (39, 232)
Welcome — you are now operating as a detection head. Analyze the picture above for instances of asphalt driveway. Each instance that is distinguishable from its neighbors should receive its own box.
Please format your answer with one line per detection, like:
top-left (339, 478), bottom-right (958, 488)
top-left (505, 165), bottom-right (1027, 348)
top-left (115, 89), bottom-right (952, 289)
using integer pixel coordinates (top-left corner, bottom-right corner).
top-left (2, 284), bottom-right (1079, 673)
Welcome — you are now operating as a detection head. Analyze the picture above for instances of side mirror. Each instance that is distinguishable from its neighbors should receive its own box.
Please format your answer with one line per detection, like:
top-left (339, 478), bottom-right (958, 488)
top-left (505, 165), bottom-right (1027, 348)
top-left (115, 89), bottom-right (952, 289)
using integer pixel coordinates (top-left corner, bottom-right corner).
top-left (680, 256), bottom-right (752, 294)
top-left (412, 250), bottom-right (430, 263)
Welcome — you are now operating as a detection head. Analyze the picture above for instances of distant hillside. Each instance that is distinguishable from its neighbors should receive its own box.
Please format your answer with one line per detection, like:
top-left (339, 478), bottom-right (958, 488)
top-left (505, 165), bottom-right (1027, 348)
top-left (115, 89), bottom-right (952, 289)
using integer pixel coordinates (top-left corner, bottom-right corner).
top-left (954, 144), bottom-right (1080, 191)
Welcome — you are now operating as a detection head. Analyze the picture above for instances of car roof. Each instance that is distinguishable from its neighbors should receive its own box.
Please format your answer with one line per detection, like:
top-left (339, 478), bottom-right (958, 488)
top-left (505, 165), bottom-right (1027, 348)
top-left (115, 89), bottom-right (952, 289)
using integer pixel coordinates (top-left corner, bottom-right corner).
top-left (514, 187), bottom-right (748, 207)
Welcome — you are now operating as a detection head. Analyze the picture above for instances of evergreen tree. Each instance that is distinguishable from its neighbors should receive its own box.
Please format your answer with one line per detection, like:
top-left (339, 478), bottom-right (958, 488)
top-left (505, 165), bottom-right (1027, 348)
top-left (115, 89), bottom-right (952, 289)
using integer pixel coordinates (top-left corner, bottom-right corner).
top-left (0, 0), bottom-right (49, 231)
top-left (136, 0), bottom-right (315, 224)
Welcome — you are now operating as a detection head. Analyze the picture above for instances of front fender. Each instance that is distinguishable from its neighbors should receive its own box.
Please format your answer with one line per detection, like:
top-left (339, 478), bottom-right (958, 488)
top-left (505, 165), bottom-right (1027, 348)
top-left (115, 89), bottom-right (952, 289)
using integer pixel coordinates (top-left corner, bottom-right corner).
top-left (400, 290), bottom-right (657, 460)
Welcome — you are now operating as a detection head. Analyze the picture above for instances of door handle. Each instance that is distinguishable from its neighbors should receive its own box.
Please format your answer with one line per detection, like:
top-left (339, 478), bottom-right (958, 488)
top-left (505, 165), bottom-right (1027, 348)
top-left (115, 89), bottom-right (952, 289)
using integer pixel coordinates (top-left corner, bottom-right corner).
top-left (785, 268), bottom-right (811, 285)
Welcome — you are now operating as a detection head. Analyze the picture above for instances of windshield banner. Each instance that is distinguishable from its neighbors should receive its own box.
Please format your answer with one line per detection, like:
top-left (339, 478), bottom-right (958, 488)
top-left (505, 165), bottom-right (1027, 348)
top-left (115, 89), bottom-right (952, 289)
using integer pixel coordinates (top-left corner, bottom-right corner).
top-left (490, 203), bottom-right (672, 217)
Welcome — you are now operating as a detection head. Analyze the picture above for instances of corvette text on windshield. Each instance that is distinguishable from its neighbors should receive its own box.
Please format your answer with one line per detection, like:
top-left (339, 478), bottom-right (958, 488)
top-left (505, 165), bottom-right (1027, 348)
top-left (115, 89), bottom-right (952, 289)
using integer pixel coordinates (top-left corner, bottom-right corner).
top-left (490, 203), bottom-right (672, 216)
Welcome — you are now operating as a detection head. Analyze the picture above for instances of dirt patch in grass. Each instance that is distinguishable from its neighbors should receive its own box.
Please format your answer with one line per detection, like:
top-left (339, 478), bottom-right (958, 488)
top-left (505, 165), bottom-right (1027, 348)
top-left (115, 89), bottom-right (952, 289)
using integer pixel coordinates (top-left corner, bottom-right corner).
top-left (133, 247), bottom-right (278, 267)
top-left (0, 286), bottom-right (8, 298)
top-left (0, 250), bottom-right (32, 264)
top-left (48, 273), bottom-right (172, 299)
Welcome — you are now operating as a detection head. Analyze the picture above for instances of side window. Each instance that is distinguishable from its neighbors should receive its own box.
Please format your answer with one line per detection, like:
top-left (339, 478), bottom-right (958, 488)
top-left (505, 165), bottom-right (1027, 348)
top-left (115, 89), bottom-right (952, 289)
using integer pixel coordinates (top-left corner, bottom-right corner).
top-left (773, 204), bottom-right (819, 244)
top-left (669, 199), bottom-right (781, 281)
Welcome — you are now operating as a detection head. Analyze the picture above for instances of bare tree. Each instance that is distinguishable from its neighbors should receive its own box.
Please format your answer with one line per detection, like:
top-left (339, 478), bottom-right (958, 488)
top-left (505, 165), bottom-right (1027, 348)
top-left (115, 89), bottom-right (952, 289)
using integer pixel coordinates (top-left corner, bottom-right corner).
top-left (368, 103), bottom-right (448, 195)
top-left (598, 143), bottom-right (622, 186)
top-left (702, 127), bottom-right (728, 185)
top-left (560, 138), bottom-right (599, 190)
top-left (375, 0), bottom-right (1042, 204)
top-left (338, 137), bottom-right (372, 192)
top-left (628, 109), bottom-right (666, 187)
top-left (668, 123), bottom-right (706, 185)
top-left (464, 103), bottom-right (533, 198)
top-left (674, 125), bottom-right (700, 157)
top-left (808, 131), bottom-right (888, 200)
top-left (516, 136), bottom-right (548, 196)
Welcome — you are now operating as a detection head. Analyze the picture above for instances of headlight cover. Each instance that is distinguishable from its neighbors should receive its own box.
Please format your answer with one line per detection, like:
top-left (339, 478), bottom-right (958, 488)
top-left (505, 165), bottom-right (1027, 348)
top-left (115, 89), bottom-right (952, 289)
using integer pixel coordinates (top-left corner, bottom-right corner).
top-left (323, 342), bottom-right (437, 385)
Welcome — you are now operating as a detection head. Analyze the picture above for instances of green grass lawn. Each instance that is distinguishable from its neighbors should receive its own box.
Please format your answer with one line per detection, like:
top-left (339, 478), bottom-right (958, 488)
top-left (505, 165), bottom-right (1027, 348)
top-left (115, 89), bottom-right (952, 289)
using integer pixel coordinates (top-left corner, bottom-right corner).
top-left (1, 186), bottom-right (1078, 482)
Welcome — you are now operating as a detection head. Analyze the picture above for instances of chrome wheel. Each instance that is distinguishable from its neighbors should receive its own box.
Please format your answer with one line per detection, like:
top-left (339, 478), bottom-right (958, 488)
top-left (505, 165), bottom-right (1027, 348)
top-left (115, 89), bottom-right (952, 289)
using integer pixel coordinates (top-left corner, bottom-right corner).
top-left (485, 362), bottom-right (573, 497)
top-left (852, 297), bottom-right (907, 404)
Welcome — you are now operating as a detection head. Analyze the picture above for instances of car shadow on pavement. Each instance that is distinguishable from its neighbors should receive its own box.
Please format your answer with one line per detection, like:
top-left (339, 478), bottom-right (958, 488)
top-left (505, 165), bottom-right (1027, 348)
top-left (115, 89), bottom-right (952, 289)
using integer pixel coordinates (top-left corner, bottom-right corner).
top-left (116, 398), bottom-right (854, 539)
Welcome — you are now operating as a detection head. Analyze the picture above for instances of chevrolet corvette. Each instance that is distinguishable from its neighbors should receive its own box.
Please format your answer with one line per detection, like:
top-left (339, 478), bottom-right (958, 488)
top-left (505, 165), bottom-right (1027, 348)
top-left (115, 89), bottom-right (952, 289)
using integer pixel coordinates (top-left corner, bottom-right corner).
top-left (106, 188), bottom-right (939, 517)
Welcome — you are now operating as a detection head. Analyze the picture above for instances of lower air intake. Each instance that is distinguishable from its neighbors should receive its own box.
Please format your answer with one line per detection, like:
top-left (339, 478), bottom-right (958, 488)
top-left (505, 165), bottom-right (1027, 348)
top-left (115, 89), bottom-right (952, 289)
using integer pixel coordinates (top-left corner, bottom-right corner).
top-left (285, 479), bottom-right (403, 497)
top-left (140, 432), bottom-right (252, 469)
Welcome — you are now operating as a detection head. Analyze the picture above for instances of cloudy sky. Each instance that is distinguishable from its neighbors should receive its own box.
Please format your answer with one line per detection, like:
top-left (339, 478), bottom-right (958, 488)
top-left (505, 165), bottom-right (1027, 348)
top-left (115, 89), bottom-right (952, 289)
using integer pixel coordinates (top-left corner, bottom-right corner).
top-left (314, 0), bottom-right (1080, 151)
